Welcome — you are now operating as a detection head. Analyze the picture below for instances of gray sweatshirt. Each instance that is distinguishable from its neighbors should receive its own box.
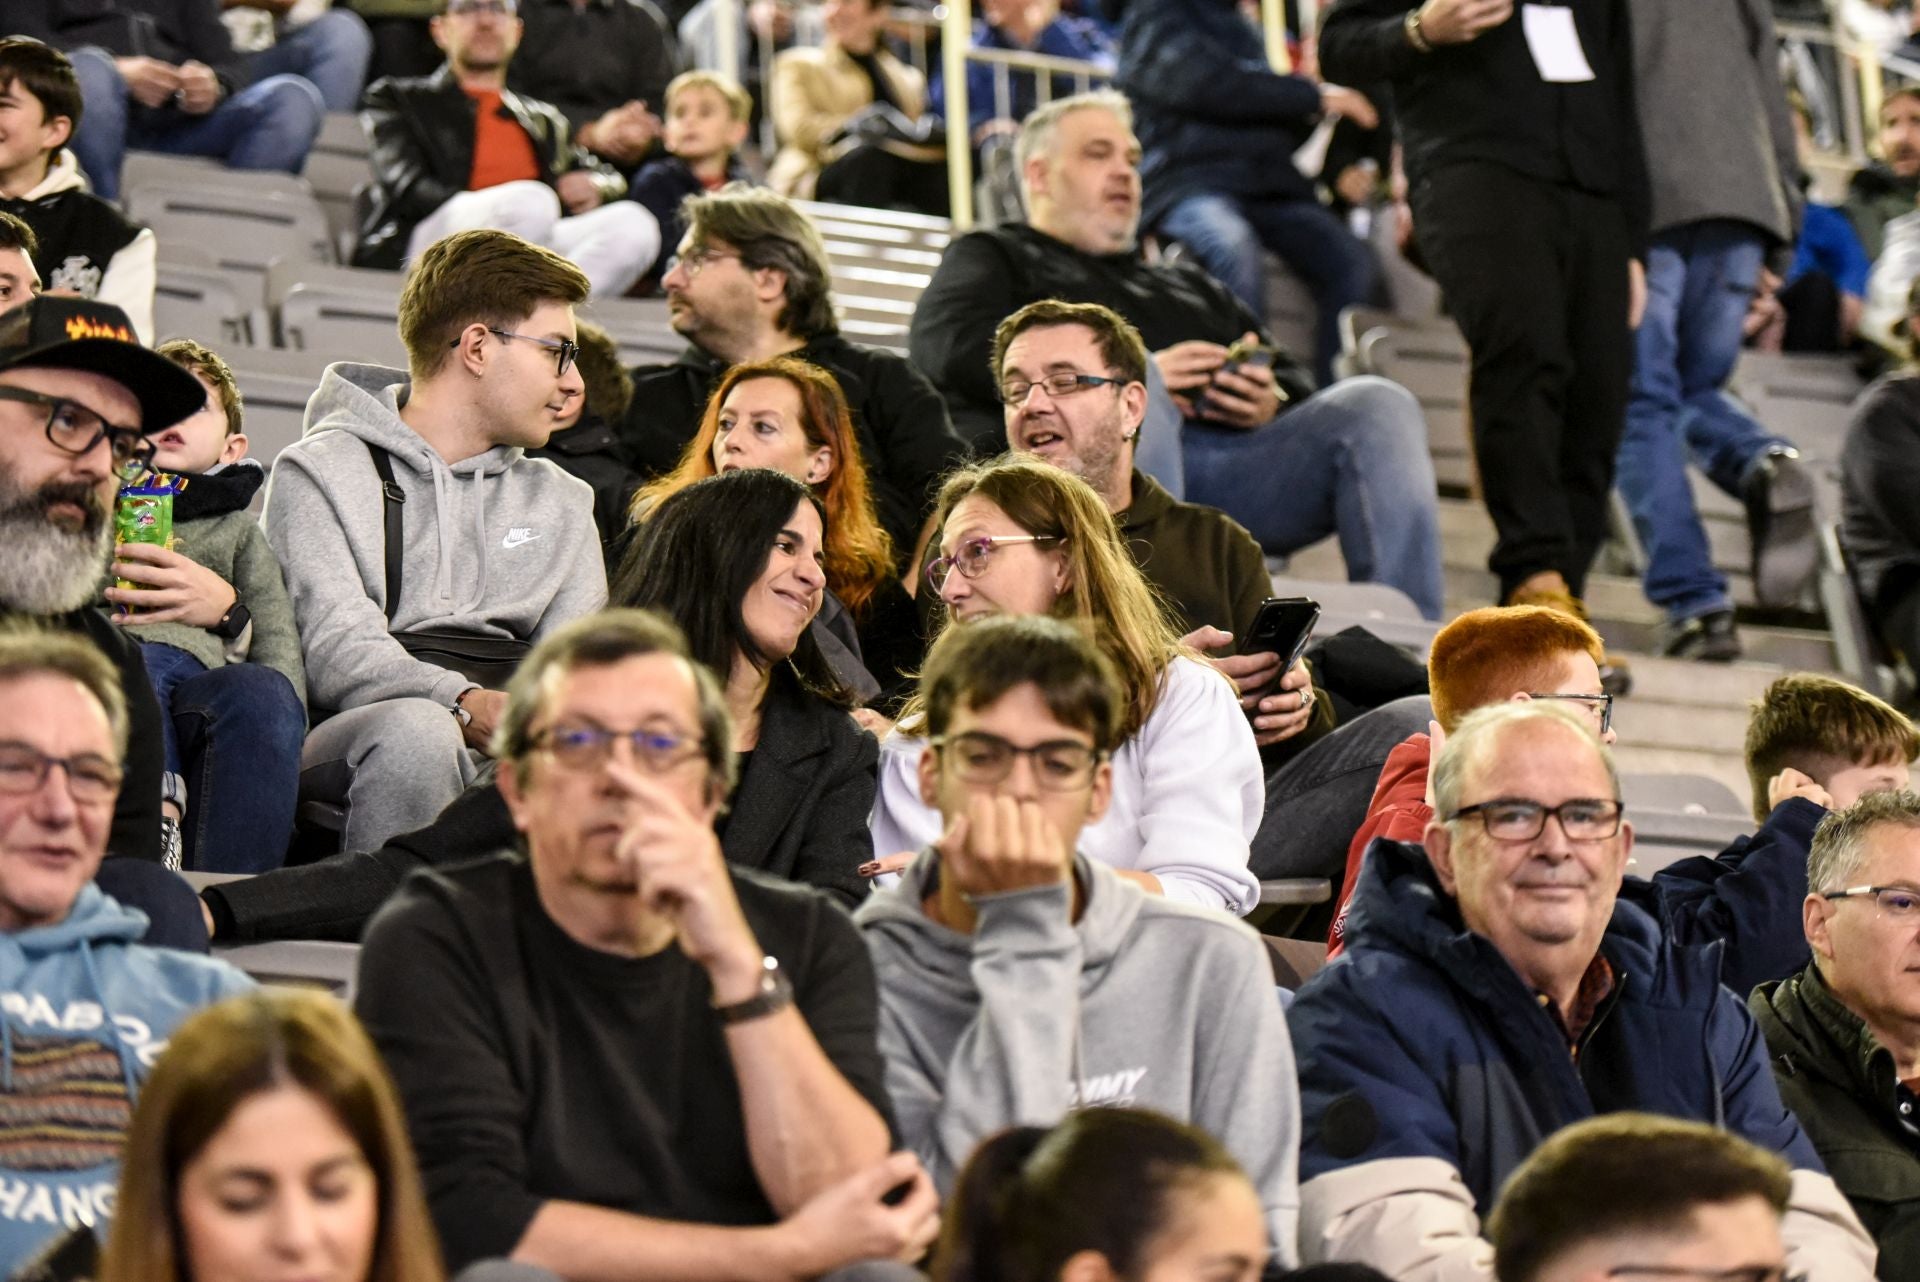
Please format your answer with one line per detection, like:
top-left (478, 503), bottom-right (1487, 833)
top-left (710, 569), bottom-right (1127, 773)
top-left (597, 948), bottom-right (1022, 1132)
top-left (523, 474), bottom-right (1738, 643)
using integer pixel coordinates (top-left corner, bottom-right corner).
top-left (263, 363), bottom-right (607, 712)
top-left (856, 849), bottom-right (1302, 1265)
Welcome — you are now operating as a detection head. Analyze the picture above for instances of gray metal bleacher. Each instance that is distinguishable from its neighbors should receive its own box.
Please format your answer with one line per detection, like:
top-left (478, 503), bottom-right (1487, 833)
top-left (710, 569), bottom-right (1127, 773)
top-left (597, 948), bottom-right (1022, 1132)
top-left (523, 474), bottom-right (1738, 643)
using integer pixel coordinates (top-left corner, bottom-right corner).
top-left (128, 184), bottom-right (336, 306)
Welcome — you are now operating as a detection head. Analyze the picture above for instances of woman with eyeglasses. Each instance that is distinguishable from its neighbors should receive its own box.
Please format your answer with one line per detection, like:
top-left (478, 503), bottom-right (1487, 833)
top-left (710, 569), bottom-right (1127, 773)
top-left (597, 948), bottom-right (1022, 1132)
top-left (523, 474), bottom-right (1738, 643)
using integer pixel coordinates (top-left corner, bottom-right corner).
top-left (630, 355), bottom-right (921, 705)
top-left (869, 456), bottom-right (1263, 915)
top-left (200, 469), bottom-right (878, 945)
top-left (98, 989), bottom-right (444, 1282)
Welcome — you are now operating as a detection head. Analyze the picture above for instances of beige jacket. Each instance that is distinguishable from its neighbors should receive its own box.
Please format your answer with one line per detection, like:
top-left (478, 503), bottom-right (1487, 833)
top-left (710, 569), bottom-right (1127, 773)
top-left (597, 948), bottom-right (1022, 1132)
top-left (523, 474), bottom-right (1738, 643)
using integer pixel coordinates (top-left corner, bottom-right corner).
top-left (768, 41), bottom-right (928, 197)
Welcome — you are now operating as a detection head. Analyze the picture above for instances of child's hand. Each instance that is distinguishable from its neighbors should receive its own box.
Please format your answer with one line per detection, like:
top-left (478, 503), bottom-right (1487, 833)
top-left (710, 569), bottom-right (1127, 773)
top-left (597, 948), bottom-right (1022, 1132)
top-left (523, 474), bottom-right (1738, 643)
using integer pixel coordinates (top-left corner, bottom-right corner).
top-left (105, 543), bottom-right (237, 629)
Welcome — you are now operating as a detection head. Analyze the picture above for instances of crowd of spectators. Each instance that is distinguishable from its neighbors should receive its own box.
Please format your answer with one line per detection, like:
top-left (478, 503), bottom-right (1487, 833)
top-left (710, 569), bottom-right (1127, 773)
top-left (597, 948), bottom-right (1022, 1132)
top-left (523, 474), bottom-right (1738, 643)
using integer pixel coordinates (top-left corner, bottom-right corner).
top-left (10, 2), bottom-right (1920, 1281)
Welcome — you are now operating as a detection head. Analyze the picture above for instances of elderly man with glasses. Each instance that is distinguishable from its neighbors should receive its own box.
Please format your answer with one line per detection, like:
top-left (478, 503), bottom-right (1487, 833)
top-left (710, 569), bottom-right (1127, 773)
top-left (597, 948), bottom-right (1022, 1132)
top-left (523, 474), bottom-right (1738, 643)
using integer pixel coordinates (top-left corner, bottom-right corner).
top-left (1288, 699), bottom-right (1878, 1282)
top-left (1752, 789), bottom-right (1920, 1280)
top-left (356, 607), bottom-right (941, 1282)
top-left (352, 0), bottom-right (660, 296)
top-left (856, 613), bottom-right (1303, 1264)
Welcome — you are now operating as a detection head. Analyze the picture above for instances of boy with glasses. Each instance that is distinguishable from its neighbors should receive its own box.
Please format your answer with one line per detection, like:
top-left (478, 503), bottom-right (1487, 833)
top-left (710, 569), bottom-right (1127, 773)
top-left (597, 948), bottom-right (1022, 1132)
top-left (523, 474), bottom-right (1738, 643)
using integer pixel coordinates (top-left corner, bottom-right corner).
top-left (856, 613), bottom-right (1303, 1265)
top-left (1753, 789), bottom-right (1920, 1280)
top-left (263, 227), bottom-right (607, 855)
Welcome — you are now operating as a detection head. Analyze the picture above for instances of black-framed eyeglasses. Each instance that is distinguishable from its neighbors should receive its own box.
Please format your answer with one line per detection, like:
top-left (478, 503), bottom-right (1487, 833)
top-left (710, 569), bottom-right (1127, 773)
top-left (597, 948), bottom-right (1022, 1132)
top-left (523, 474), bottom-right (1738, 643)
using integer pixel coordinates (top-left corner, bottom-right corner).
top-left (531, 724), bottom-right (706, 774)
top-left (999, 371), bottom-right (1126, 406)
top-left (1525, 690), bottom-right (1613, 735)
top-left (1822, 883), bottom-right (1920, 921)
top-left (663, 247), bottom-right (742, 281)
top-left (0, 386), bottom-right (154, 471)
top-left (1447, 797), bottom-right (1625, 842)
top-left (930, 732), bottom-right (1105, 790)
top-left (1606, 1266), bottom-right (1801, 1282)
top-left (926, 534), bottom-right (1061, 594)
top-left (0, 740), bottom-right (123, 804)
top-left (450, 328), bottom-right (578, 377)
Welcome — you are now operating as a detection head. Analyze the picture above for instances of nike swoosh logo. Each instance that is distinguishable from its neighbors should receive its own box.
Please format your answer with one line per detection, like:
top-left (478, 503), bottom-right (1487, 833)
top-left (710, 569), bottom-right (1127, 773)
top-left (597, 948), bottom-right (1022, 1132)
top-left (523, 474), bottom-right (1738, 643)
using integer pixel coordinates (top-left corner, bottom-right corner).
top-left (502, 530), bottom-right (540, 549)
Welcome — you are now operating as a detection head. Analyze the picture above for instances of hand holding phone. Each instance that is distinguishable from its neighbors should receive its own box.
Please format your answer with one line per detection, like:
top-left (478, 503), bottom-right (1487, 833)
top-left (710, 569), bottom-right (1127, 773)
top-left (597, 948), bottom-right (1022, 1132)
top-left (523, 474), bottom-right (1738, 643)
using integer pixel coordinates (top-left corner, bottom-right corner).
top-left (1239, 597), bottom-right (1320, 697)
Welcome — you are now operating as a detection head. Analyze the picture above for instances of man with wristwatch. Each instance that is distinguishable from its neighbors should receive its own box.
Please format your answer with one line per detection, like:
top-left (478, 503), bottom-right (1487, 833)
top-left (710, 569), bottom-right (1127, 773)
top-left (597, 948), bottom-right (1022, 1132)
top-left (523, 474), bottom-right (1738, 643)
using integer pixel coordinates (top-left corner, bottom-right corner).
top-left (356, 609), bottom-right (939, 1281)
top-left (1319, 0), bottom-right (1646, 646)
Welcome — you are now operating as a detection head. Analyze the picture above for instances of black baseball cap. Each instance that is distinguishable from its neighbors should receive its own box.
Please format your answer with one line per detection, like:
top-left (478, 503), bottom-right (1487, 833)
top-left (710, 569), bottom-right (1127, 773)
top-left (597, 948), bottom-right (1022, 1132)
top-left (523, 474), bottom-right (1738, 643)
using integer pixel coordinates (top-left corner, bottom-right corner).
top-left (0, 296), bottom-right (206, 434)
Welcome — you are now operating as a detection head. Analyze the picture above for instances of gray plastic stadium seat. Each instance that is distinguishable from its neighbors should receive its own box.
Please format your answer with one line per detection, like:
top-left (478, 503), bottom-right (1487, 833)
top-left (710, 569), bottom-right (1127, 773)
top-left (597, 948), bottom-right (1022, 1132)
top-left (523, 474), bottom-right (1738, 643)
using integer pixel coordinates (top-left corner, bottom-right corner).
top-left (153, 261), bottom-right (255, 347)
top-left (278, 285), bottom-right (408, 367)
top-left (225, 348), bottom-right (330, 468)
top-left (127, 185), bottom-right (334, 302)
top-left (1269, 572), bottom-right (1440, 656)
top-left (1619, 771), bottom-right (1748, 818)
top-left (122, 153), bottom-right (314, 204)
top-left (214, 941), bottom-right (360, 999)
top-left (1355, 320), bottom-right (1473, 495)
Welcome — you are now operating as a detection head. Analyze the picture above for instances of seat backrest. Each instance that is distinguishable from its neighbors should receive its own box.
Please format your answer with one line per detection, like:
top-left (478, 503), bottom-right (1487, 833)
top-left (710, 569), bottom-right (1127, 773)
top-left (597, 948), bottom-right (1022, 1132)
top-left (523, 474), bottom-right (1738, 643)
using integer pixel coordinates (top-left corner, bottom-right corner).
top-left (152, 263), bottom-right (254, 348)
top-left (1619, 771), bottom-right (1750, 818)
top-left (128, 187), bottom-right (335, 300)
top-left (278, 286), bottom-right (408, 367)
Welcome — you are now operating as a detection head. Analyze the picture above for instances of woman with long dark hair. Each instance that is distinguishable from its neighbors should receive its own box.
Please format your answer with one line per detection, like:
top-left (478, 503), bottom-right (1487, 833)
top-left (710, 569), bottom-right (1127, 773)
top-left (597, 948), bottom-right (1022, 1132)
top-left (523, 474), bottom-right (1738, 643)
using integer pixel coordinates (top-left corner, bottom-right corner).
top-left (201, 470), bottom-right (879, 945)
top-left (99, 990), bottom-right (443, 1282)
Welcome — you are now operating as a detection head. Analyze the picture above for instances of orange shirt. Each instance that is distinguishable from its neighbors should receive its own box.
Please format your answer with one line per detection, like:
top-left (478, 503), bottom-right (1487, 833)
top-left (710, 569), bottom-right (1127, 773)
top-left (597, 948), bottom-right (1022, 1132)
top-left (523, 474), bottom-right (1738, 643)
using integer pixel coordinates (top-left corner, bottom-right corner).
top-left (466, 87), bottom-right (541, 191)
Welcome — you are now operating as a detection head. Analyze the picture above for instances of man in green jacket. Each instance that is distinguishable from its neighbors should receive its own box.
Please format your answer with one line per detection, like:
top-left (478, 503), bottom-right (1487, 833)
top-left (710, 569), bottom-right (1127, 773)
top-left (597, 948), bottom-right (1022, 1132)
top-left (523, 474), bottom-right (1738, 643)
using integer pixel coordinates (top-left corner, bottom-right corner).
top-left (1752, 788), bottom-right (1920, 1281)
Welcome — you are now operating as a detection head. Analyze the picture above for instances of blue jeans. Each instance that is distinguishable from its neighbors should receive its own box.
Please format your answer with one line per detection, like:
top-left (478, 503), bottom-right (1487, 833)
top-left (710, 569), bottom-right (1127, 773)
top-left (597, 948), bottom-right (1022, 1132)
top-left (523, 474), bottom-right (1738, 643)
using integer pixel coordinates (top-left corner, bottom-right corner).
top-left (243, 9), bottom-right (372, 113)
top-left (68, 46), bottom-right (324, 201)
top-left (1615, 220), bottom-right (1790, 623)
top-left (1182, 375), bottom-right (1445, 619)
top-left (1158, 191), bottom-right (1379, 387)
top-left (141, 643), bottom-right (306, 874)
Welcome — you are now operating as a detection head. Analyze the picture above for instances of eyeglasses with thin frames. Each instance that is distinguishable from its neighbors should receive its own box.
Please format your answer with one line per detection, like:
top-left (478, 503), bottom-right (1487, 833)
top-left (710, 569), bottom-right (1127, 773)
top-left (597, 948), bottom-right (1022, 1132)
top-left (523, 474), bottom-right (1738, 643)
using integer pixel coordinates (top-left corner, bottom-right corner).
top-left (451, 328), bottom-right (579, 377)
top-left (531, 724), bottom-right (706, 774)
top-left (930, 732), bottom-right (1105, 790)
top-left (0, 740), bottom-right (123, 804)
top-left (0, 386), bottom-right (154, 471)
top-left (1523, 690), bottom-right (1613, 735)
top-left (663, 248), bottom-right (742, 281)
top-left (998, 371), bottom-right (1127, 406)
top-left (1822, 883), bottom-right (1920, 921)
top-left (1606, 1265), bottom-right (1801, 1282)
top-left (1446, 797), bottom-right (1625, 842)
top-left (926, 534), bottom-right (1061, 595)
top-left (446, 0), bottom-right (516, 16)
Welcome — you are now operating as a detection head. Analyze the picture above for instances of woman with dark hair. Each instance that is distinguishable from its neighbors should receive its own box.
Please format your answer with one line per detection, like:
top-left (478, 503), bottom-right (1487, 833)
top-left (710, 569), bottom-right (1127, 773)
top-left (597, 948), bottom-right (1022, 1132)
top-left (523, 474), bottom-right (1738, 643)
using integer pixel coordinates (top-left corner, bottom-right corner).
top-left (99, 990), bottom-right (443, 1282)
top-left (200, 469), bottom-right (879, 944)
top-left (632, 355), bottom-right (921, 704)
top-left (933, 1108), bottom-right (1266, 1282)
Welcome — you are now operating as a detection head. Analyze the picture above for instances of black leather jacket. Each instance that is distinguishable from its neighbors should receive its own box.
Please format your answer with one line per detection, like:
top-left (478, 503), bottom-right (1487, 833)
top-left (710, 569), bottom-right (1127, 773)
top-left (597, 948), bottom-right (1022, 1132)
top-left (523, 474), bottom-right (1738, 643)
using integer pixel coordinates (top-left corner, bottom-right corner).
top-left (353, 65), bottom-right (626, 269)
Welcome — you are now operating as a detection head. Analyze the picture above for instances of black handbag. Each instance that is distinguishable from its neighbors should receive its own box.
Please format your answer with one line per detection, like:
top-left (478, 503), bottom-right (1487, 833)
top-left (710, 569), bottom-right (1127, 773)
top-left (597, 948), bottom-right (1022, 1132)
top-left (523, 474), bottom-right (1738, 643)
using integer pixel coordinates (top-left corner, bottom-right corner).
top-left (369, 443), bottom-right (530, 688)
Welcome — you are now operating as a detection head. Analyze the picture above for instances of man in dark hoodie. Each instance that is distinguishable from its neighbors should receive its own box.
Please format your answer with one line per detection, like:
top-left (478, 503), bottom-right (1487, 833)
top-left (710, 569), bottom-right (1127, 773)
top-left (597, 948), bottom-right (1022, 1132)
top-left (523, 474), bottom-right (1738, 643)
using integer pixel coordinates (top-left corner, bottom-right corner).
top-left (1753, 790), bottom-right (1920, 1281)
top-left (1114, 0), bottom-right (1377, 385)
top-left (856, 615), bottom-right (1302, 1263)
top-left (264, 228), bottom-right (607, 855)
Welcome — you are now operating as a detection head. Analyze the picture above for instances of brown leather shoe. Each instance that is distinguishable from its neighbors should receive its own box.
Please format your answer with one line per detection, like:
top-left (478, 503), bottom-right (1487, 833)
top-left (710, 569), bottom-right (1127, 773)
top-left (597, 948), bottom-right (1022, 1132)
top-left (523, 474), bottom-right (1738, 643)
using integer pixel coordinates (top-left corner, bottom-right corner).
top-left (1504, 584), bottom-right (1634, 697)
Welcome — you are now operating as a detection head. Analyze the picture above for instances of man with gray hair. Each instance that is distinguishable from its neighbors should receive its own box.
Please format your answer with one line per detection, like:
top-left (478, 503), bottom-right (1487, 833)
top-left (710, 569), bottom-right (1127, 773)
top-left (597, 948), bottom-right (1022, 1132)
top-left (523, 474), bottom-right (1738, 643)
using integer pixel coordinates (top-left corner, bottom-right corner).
top-left (618, 184), bottom-right (965, 566)
top-left (1288, 699), bottom-right (1877, 1281)
top-left (908, 90), bottom-right (1445, 620)
top-left (356, 607), bottom-right (941, 1281)
top-left (1752, 790), bottom-right (1920, 1279)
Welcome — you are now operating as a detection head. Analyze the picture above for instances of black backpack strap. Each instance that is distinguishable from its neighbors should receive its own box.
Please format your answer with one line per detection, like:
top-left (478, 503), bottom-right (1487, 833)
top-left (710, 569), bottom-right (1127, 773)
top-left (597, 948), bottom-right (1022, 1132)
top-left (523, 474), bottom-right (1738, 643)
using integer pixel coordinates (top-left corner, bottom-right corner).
top-left (367, 442), bottom-right (406, 624)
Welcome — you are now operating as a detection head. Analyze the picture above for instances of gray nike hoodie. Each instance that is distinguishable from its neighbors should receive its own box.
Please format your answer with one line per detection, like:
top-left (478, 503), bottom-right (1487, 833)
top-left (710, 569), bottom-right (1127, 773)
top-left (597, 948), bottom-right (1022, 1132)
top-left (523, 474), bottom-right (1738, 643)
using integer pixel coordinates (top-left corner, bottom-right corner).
top-left (263, 363), bottom-right (607, 713)
top-left (856, 848), bottom-right (1302, 1265)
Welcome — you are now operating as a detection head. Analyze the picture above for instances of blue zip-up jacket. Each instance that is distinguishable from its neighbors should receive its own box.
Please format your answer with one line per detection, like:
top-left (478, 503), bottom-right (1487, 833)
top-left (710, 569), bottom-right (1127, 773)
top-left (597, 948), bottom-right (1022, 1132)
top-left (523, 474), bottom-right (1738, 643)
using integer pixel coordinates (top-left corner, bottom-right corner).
top-left (1112, 0), bottom-right (1322, 231)
top-left (0, 887), bottom-right (252, 1273)
top-left (1288, 836), bottom-right (1876, 1280)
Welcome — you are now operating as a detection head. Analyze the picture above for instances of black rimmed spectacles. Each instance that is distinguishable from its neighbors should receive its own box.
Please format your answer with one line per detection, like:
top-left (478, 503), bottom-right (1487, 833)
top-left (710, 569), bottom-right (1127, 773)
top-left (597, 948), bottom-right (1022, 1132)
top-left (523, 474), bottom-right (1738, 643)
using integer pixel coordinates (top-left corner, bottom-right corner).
top-left (1525, 690), bottom-right (1613, 735)
top-left (1447, 797), bottom-right (1625, 842)
top-left (452, 328), bottom-right (579, 377)
top-left (531, 724), bottom-right (706, 774)
top-left (0, 386), bottom-right (154, 471)
top-left (1606, 1266), bottom-right (1802, 1282)
top-left (0, 740), bottom-right (123, 804)
top-left (999, 371), bottom-right (1126, 406)
top-left (930, 732), bottom-right (1105, 789)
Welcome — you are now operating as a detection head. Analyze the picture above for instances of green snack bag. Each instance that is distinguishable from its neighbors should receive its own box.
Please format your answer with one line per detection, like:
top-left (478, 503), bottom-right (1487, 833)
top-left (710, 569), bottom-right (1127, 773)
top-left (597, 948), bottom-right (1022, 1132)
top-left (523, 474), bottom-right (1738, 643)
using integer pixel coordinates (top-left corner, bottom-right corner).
top-left (114, 482), bottom-right (174, 606)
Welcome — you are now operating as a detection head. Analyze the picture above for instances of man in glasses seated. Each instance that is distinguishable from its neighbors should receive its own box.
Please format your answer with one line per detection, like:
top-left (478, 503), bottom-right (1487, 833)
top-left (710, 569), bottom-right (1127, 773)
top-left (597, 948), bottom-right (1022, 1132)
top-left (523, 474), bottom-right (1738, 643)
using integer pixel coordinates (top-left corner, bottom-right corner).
top-left (1288, 700), bottom-right (1877, 1281)
top-left (353, 0), bottom-right (660, 297)
top-left (1487, 1113), bottom-right (1801, 1282)
top-left (1753, 790), bottom-right (1920, 1281)
top-left (856, 614), bottom-right (1303, 1262)
top-left (0, 294), bottom-right (204, 868)
top-left (357, 608), bottom-right (941, 1280)
top-left (262, 228), bottom-right (606, 856)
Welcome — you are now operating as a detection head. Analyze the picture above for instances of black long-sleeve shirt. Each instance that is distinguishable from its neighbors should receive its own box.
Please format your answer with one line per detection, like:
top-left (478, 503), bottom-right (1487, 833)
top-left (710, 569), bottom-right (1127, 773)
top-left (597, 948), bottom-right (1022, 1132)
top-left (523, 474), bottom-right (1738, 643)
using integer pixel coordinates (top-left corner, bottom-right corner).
top-left (506, 0), bottom-right (679, 133)
top-left (356, 854), bottom-right (891, 1272)
top-left (9, 0), bottom-right (253, 92)
top-left (1318, 0), bottom-right (1649, 247)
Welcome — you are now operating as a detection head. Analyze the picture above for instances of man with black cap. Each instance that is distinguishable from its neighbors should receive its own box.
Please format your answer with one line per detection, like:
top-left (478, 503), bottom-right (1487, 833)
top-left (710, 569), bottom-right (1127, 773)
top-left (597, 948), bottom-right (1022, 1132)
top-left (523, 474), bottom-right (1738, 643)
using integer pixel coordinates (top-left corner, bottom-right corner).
top-left (0, 294), bottom-right (206, 884)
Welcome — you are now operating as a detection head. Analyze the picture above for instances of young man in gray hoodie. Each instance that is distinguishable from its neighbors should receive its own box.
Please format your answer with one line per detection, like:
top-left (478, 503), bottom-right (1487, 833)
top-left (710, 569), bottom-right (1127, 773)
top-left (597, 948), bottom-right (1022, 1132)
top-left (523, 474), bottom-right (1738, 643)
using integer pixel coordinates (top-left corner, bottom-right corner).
top-left (264, 227), bottom-right (607, 853)
top-left (855, 614), bottom-right (1302, 1268)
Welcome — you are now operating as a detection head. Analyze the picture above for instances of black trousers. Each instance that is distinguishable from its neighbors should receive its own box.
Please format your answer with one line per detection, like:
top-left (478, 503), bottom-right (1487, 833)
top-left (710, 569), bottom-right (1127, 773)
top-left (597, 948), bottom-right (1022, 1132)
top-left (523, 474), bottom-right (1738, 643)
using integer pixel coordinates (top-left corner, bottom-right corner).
top-left (815, 144), bottom-right (950, 218)
top-left (1411, 161), bottom-right (1633, 599)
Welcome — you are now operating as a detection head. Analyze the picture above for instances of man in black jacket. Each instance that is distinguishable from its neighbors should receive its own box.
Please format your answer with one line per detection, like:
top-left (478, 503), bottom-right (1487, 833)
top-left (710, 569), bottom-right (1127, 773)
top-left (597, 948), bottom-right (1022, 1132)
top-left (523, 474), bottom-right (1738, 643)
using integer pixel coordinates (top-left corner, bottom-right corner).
top-left (11, 0), bottom-right (324, 202)
top-left (356, 608), bottom-right (937, 1279)
top-left (909, 91), bottom-right (1443, 619)
top-left (1320, 0), bottom-right (1645, 621)
top-left (622, 184), bottom-right (967, 569)
top-left (354, 0), bottom-right (659, 295)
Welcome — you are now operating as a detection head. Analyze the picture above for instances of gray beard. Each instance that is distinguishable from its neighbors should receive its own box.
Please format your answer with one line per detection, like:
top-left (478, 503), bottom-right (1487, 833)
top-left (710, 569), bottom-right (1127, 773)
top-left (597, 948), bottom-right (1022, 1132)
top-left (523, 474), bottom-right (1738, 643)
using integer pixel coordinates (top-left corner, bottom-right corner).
top-left (0, 493), bottom-right (113, 617)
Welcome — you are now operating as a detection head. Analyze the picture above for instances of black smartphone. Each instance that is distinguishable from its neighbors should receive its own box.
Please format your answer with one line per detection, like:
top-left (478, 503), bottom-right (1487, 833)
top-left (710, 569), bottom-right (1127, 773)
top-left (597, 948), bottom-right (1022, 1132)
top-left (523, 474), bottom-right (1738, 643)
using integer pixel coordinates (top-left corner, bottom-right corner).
top-left (1239, 597), bottom-right (1320, 689)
